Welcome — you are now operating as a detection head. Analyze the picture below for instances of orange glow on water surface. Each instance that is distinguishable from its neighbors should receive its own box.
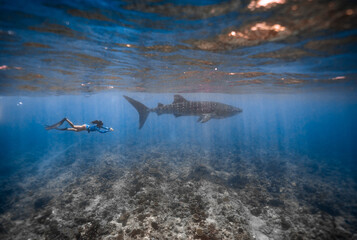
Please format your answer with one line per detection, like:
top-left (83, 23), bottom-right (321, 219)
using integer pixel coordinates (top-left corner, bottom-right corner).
top-left (250, 22), bottom-right (286, 32)
top-left (0, 65), bottom-right (9, 70)
top-left (332, 76), bottom-right (346, 80)
top-left (228, 31), bottom-right (250, 39)
top-left (346, 9), bottom-right (354, 15)
top-left (248, 0), bottom-right (286, 10)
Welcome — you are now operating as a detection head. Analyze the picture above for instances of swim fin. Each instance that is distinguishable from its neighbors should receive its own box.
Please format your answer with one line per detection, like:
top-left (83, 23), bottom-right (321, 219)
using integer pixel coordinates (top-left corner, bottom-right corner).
top-left (45, 118), bottom-right (66, 130)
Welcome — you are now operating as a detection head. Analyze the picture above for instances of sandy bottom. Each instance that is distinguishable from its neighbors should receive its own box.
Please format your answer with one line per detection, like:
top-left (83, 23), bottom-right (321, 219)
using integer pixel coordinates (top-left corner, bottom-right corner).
top-left (0, 143), bottom-right (356, 240)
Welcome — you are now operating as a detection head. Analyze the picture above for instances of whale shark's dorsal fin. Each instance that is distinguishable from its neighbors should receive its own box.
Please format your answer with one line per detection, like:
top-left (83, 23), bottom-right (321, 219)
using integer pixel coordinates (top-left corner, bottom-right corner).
top-left (173, 95), bottom-right (188, 104)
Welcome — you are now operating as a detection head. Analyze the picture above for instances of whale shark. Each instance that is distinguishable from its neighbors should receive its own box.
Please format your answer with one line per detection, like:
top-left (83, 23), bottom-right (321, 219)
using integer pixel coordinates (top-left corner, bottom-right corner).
top-left (124, 95), bottom-right (242, 129)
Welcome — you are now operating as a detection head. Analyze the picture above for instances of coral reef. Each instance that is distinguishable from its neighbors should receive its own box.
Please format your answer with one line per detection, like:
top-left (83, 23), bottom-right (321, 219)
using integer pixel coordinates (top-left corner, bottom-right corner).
top-left (0, 143), bottom-right (356, 239)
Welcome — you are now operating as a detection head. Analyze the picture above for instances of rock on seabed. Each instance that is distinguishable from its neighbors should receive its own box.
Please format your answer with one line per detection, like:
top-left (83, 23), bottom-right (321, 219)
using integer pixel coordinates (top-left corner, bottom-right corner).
top-left (0, 143), bottom-right (356, 239)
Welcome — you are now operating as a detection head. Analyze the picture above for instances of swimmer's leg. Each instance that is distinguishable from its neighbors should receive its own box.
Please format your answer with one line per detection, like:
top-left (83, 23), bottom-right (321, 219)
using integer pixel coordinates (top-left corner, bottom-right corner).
top-left (45, 118), bottom-right (67, 130)
top-left (55, 127), bottom-right (77, 131)
top-left (46, 118), bottom-right (76, 130)
top-left (64, 118), bottom-right (75, 128)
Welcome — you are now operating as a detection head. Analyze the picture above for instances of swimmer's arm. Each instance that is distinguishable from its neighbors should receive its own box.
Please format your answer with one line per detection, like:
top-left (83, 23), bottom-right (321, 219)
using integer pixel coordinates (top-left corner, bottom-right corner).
top-left (98, 127), bottom-right (110, 133)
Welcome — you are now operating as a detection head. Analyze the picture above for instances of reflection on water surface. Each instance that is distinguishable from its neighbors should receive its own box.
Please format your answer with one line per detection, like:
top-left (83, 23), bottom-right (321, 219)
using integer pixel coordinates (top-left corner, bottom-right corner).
top-left (0, 0), bottom-right (356, 94)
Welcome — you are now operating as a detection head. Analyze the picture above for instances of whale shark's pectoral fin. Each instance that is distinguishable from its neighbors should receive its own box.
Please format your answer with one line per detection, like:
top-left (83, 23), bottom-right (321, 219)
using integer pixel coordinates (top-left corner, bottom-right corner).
top-left (198, 114), bottom-right (212, 123)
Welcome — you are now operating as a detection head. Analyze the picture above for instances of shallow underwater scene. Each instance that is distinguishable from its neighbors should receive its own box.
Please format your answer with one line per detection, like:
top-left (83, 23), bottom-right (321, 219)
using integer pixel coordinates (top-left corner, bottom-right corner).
top-left (0, 0), bottom-right (357, 239)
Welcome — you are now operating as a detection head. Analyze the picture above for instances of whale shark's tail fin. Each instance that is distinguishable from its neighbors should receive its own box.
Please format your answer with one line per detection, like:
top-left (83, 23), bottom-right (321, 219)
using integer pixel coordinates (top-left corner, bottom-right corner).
top-left (123, 95), bottom-right (150, 129)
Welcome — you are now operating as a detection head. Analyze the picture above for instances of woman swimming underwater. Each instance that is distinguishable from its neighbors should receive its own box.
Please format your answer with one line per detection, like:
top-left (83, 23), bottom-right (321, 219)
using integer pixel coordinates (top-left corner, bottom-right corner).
top-left (45, 118), bottom-right (114, 133)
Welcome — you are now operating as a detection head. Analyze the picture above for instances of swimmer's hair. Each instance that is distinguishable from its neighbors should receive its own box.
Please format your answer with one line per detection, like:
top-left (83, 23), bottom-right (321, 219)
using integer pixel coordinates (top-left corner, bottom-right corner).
top-left (91, 120), bottom-right (103, 127)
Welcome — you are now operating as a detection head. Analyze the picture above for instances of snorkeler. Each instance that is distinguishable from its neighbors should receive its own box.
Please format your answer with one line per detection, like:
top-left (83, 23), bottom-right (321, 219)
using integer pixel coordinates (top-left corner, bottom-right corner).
top-left (45, 118), bottom-right (114, 133)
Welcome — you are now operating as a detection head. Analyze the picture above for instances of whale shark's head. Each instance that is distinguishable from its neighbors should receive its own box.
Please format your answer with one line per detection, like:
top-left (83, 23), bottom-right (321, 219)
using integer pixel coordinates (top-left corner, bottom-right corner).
top-left (232, 106), bottom-right (243, 114)
top-left (215, 103), bottom-right (242, 118)
top-left (227, 106), bottom-right (243, 117)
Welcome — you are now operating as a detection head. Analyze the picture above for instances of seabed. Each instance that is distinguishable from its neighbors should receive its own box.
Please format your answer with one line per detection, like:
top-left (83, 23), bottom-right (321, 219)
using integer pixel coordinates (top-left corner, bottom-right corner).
top-left (0, 142), bottom-right (356, 240)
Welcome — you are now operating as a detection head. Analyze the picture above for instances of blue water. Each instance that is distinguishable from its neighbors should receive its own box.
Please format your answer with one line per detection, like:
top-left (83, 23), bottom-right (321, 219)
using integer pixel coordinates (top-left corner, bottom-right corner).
top-left (1, 0), bottom-right (357, 239)
top-left (1, 92), bottom-right (356, 171)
